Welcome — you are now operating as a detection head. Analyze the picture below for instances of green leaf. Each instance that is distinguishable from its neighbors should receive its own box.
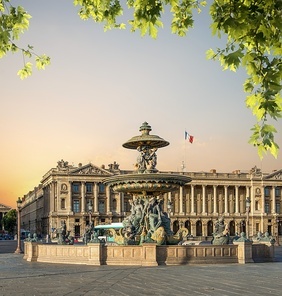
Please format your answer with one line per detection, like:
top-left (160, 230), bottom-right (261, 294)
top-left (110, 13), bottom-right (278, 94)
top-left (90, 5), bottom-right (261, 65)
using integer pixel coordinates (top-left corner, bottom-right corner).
top-left (206, 48), bottom-right (215, 60)
top-left (17, 62), bottom-right (33, 80)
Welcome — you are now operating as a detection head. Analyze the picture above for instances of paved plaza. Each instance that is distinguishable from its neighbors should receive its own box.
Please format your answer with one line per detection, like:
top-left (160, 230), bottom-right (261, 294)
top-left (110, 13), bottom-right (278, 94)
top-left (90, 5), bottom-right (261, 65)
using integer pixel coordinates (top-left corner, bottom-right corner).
top-left (0, 241), bottom-right (282, 296)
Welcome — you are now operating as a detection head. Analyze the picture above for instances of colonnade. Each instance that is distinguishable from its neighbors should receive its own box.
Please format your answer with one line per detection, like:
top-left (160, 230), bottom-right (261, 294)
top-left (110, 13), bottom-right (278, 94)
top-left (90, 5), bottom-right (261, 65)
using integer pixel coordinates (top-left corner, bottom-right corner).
top-left (170, 184), bottom-right (282, 216)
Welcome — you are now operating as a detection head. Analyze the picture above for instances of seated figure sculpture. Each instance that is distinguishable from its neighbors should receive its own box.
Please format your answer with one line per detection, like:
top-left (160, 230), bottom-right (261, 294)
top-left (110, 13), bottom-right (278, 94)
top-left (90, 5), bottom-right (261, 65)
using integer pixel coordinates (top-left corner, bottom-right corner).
top-left (211, 216), bottom-right (230, 245)
top-left (118, 196), bottom-right (187, 245)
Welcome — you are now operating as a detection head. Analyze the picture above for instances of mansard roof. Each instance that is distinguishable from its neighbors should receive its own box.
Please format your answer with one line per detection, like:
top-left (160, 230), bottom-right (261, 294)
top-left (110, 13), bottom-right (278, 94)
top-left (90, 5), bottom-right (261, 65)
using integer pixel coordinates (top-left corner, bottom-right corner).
top-left (263, 169), bottom-right (282, 180)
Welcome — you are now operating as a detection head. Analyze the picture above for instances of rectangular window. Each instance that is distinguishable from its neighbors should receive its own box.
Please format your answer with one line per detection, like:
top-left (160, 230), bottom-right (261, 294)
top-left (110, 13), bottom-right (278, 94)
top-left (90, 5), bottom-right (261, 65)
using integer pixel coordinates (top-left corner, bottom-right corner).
top-left (72, 183), bottom-right (79, 193)
top-left (61, 198), bottom-right (65, 209)
top-left (73, 200), bottom-right (80, 213)
top-left (275, 187), bottom-right (281, 197)
top-left (276, 203), bottom-right (280, 214)
top-left (264, 187), bottom-right (270, 197)
top-left (265, 202), bottom-right (270, 213)
top-left (99, 184), bottom-right (105, 193)
top-left (98, 200), bottom-right (105, 213)
top-left (86, 183), bottom-right (92, 193)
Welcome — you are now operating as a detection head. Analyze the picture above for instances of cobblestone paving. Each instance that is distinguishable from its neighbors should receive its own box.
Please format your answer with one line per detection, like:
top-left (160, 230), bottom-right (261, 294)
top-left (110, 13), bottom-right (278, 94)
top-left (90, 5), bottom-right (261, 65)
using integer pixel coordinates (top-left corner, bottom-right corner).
top-left (0, 241), bottom-right (282, 296)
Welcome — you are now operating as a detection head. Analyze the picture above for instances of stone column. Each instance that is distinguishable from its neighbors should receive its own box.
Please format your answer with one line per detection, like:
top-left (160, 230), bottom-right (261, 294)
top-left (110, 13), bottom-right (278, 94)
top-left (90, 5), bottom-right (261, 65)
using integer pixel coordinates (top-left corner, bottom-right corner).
top-left (235, 186), bottom-right (239, 214)
top-left (106, 185), bottom-right (111, 213)
top-left (179, 186), bottom-right (184, 215)
top-left (272, 186), bottom-right (276, 213)
top-left (213, 185), bottom-right (217, 214)
top-left (94, 183), bottom-right (98, 213)
top-left (67, 181), bottom-right (72, 212)
top-left (261, 185), bottom-right (265, 214)
top-left (55, 183), bottom-right (60, 213)
top-left (191, 185), bottom-right (195, 214)
top-left (50, 183), bottom-right (55, 213)
top-left (246, 186), bottom-right (250, 198)
top-left (115, 193), bottom-right (120, 213)
top-left (81, 182), bottom-right (85, 213)
top-left (224, 186), bottom-right (228, 214)
top-left (186, 193), bottom-right (190, 214)
top-left (202, 185), bottom-right (206, 214)
top-left (120, 193), bottom-right (124, 213)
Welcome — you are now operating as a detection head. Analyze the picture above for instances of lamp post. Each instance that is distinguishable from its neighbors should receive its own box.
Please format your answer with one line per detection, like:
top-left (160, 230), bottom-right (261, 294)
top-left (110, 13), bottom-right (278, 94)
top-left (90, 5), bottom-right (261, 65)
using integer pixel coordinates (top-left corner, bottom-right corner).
top-left (88, 202), bottom-right (93, 226)
top-left (167, 200), bottom-right (172, 218)
top-left (246, 197), bottom-right (251, 239)
top-left (276, 219), bottom-right (280, 246)
top-left (14, 197), bottom-right (23, 254)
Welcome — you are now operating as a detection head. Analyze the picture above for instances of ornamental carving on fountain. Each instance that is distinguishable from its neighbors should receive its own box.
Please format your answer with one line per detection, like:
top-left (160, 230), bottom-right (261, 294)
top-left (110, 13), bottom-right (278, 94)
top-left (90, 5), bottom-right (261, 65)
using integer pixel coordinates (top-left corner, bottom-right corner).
top-left (102, 122), bottom-right (192, 245)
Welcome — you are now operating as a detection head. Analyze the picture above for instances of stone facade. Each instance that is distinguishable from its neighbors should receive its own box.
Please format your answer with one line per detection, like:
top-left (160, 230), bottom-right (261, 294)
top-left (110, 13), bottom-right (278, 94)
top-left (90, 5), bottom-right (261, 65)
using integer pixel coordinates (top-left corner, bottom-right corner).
top-left (19, 161), bottom-right (282, 242)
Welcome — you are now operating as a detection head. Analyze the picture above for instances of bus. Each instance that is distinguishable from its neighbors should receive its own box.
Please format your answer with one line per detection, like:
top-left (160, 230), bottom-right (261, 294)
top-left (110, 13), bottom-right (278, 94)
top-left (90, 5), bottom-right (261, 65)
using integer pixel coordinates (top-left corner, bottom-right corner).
top-left (94, 222), bottom-right (123, 242)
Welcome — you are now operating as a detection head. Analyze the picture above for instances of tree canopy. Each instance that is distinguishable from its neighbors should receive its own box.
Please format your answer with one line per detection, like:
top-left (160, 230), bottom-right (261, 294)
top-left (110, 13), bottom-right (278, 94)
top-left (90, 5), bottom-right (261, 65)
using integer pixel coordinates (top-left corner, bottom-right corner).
top-left (1, 0), bottom-right (281, 158)
top-left (2, 209), bottom-right (17, 234)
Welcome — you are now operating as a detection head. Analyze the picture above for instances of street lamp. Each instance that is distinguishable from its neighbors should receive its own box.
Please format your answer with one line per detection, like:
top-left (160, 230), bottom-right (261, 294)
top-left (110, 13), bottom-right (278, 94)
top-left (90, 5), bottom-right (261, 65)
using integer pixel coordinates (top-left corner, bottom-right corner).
top-left (167, 200), bottom-right (172, 218)
top-left (88, 201), bottom-right (93, 226)
top-left (246, 197), bottom-right (251, 239)
top-left (276, 219), bottom-right (280, 246)
top-left (14, 197), bottom-right (23, 254)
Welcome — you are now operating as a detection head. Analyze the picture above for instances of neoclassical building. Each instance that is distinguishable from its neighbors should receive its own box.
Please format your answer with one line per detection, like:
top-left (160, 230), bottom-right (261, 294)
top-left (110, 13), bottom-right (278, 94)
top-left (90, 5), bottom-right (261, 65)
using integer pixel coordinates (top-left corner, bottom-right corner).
top-left (19, 160), bottom-right (282, 243)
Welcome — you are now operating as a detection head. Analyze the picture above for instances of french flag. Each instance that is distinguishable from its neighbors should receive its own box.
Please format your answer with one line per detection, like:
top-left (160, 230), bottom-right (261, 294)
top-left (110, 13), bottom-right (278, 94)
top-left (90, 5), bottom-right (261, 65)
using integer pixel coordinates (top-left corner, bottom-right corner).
top-left (185, 131), bottom-right (194, 143)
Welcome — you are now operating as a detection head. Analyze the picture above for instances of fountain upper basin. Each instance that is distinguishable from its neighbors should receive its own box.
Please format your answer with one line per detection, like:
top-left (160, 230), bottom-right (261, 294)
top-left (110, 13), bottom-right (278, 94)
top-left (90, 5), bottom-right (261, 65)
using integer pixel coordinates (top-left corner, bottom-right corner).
top-left (103, 173), bottom-right (191, 195)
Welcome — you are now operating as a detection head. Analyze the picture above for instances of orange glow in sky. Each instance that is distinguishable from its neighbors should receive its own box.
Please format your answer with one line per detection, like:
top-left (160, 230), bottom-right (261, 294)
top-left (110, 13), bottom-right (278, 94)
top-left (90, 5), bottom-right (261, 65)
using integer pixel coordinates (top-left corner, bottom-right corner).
top-left (1, 1), bottom-right (281, 208)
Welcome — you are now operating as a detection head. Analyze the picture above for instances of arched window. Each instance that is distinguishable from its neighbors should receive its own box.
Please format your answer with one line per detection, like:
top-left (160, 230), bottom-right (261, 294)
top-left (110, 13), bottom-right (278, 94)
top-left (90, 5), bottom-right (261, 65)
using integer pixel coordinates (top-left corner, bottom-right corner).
top-left (207, 220), bottom-right (213, 236)
top-left (173, 220), bottom-right (179, 233)
top-left (229, 220), bottom-right (235, 236)
top-left (240, 220), bottom-right (246, 233)
top-left (184, 220), bottom-right (191, 234)
top-left (196, 220), bottom-right (202, 236)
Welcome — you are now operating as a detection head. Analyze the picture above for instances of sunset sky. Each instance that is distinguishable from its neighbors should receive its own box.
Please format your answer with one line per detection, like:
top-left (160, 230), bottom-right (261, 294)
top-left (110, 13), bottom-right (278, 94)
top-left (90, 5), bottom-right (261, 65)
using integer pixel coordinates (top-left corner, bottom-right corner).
top-left (1, 1), bottom-right (281, 208)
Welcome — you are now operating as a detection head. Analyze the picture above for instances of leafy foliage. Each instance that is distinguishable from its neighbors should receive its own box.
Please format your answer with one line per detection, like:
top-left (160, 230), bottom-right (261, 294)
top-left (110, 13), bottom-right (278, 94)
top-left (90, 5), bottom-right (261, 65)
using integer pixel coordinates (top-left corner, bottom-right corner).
top-left (2, 209), bottom-right (17, 234)
top-left (1, 0), bottom-right (281, 158)
top-left (0, 0), bottom-right (50, 79)
top-left (207, 0), bottom-right (282, 158)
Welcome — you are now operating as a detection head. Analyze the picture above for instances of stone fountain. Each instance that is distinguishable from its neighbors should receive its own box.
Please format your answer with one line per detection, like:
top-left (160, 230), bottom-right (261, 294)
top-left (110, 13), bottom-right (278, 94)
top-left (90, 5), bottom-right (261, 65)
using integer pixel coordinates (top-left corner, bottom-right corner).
top-left (103, 122), bottom-right (192, 245)
top-left (23, 122), bottom-right (275, 265)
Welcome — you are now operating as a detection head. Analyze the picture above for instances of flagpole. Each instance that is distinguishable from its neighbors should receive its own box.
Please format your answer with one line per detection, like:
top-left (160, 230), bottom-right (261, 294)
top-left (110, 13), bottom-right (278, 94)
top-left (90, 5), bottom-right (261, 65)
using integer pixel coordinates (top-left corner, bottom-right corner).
top-left (182, 130), bottom-right (187, 172)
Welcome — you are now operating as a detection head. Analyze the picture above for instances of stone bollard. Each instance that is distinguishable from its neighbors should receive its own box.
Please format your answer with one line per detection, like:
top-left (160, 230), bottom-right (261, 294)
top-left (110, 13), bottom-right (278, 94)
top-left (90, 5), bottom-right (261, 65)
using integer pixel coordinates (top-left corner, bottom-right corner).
top-left (88, 242), bottom-right (102, 265)
top-left (233, 241), bottom-right (254, 264)
top-left (24, 242), bottom-right (39, 262)
top-left (141, 243), bottom-right (158, 266)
